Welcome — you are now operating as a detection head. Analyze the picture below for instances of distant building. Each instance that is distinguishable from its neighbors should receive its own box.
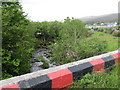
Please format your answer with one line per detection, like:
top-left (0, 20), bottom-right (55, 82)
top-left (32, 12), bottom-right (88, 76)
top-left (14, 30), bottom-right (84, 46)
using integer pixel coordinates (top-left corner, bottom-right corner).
top-left (85, 22), bottom-right (118, 29)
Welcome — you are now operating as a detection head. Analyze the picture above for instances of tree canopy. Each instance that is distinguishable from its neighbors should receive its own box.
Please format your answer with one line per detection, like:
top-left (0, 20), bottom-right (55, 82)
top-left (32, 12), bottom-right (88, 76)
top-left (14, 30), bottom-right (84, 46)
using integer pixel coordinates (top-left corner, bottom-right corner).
top-left (2, 2), bottom-right (37, 79)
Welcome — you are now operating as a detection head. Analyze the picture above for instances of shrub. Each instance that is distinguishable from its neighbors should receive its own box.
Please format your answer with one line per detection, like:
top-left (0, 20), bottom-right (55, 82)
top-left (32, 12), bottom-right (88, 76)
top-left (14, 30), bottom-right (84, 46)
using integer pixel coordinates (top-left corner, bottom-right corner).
top-left (34, 21), bottom-right (62, 47)
top-left (112, 30), bottom-right (120, 37)
top-left (94, 28), bottom-right (98, 31)
top-left (71, 66), bottom-right (119, 88)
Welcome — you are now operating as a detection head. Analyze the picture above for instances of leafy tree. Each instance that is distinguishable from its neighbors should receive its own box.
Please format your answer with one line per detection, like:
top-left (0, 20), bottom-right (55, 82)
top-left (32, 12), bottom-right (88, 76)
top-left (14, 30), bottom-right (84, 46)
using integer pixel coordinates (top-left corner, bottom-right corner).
top-left (50, 18), bottom-right (89, 64)
top-left (60, 17), bottom-right (88, 47)
top-left (2, 2), bottom-right (37, 79)
top-left (34, 21), bottom-right (62, 48)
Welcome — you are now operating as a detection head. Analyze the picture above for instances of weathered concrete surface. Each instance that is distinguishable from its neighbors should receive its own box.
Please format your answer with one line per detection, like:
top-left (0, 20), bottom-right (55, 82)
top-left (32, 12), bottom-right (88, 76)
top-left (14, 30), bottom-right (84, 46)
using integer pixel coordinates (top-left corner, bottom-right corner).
top-left (0, 50), bottom-right (119, 89)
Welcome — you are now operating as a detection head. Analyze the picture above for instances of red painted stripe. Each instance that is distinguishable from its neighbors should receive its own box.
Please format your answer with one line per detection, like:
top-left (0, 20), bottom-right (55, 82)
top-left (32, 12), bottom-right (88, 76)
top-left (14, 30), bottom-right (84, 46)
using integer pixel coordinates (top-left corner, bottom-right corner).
top-left (0, 84), bottom-right (19, 90)
top-left (47, 69), bottom-right (73, 89)
top-left (112, 53), bottom-right (120, 65)
top-left (89, 59), bottom-right (105, 72)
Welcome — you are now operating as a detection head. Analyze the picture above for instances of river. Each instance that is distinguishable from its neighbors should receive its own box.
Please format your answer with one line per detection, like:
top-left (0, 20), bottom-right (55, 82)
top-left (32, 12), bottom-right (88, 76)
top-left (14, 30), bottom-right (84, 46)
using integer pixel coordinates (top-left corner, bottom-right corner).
top-left (30, 48), bottom-right (57, 72)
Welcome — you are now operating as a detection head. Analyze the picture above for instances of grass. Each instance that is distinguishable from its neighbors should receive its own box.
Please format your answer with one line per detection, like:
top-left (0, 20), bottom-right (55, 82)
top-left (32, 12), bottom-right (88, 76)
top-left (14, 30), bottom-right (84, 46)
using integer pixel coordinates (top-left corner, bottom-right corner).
top-left (70, 31), bottom-right (119, 89)
top-left (71, 66), bottom-right (120, 89)
top-left (88, 31), bottom-right (119, 52)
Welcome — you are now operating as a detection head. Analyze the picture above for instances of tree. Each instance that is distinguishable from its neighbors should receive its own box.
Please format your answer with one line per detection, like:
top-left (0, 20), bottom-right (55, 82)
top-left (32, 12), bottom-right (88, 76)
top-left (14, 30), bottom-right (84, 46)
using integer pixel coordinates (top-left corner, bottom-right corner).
top-left (60, 18), bottom-right (88, 48)
top-left (34, 21), bottom-right (62, 47)
top-left (50, 18), bottom-right (88, 64)
top-left (2, 2), bottom-right (37, 79)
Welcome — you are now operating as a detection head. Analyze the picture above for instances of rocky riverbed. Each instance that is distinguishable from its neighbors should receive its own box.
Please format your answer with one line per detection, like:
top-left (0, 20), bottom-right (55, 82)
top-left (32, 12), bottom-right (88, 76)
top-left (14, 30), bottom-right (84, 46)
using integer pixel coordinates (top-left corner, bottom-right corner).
top-left (30, 48), bottom-right (57, 72)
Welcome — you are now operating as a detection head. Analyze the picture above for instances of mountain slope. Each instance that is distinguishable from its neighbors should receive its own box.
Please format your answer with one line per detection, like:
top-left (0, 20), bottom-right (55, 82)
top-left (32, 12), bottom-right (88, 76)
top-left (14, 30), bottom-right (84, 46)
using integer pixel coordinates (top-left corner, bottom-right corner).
top-left (79, 13), bottom-right (118, 24)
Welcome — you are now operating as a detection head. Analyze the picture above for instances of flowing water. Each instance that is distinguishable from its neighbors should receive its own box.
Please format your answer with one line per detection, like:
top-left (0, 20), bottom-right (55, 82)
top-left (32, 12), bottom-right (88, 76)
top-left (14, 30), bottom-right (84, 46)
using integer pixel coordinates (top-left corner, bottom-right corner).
top-left (30, 48), bottom-right (57, 72)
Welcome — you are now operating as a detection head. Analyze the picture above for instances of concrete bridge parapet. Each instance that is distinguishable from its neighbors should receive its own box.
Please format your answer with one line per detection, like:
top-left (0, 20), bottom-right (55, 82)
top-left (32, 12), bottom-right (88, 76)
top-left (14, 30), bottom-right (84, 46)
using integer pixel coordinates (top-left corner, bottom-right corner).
top-left (0, 50), bottom-right (120, 89)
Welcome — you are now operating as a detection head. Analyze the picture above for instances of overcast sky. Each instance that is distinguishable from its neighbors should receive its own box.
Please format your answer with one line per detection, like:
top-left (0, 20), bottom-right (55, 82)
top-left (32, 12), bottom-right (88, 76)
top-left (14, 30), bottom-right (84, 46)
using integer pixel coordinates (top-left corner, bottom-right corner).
top-left (20, 0), bottom-right (119, 22)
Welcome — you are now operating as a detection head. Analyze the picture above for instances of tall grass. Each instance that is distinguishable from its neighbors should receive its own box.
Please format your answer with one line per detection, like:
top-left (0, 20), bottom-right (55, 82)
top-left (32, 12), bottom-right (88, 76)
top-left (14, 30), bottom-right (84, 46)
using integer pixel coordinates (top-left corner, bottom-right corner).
top-left (89, 31), bottom-right (119, 52)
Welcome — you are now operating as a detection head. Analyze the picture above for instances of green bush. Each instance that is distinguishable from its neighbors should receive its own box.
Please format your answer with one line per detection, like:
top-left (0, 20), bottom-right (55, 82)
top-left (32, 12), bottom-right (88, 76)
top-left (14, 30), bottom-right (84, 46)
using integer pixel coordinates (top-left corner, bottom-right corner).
top-left (112, 30), bottom-right (120, 37)
top-left (34, 21), bottom-right (62, 48)
top-left (71, 66), bottom-right (119, 88)
top-left (97, 28), bottom-right (119, 37)
top-left (105, 28), bottom-right (114, 34)
top-left (94, 28), bottom-right (98, 31)
top-left (99, 29), bottom-right (104, 32)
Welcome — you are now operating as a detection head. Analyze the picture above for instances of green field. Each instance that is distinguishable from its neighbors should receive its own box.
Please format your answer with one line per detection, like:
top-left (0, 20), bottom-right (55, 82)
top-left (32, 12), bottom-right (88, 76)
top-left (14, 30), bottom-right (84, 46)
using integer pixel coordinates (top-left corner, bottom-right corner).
top-left (88, 31), bottom-right (119, 52)
top-left (71, 31), bottom-right (119, 89)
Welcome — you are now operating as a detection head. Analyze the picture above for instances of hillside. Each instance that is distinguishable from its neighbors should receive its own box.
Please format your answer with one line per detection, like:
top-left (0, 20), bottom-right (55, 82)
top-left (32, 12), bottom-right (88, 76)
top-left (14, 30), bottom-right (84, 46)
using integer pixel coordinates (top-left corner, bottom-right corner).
top-left (79, 13), bottom-right (118, 24)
